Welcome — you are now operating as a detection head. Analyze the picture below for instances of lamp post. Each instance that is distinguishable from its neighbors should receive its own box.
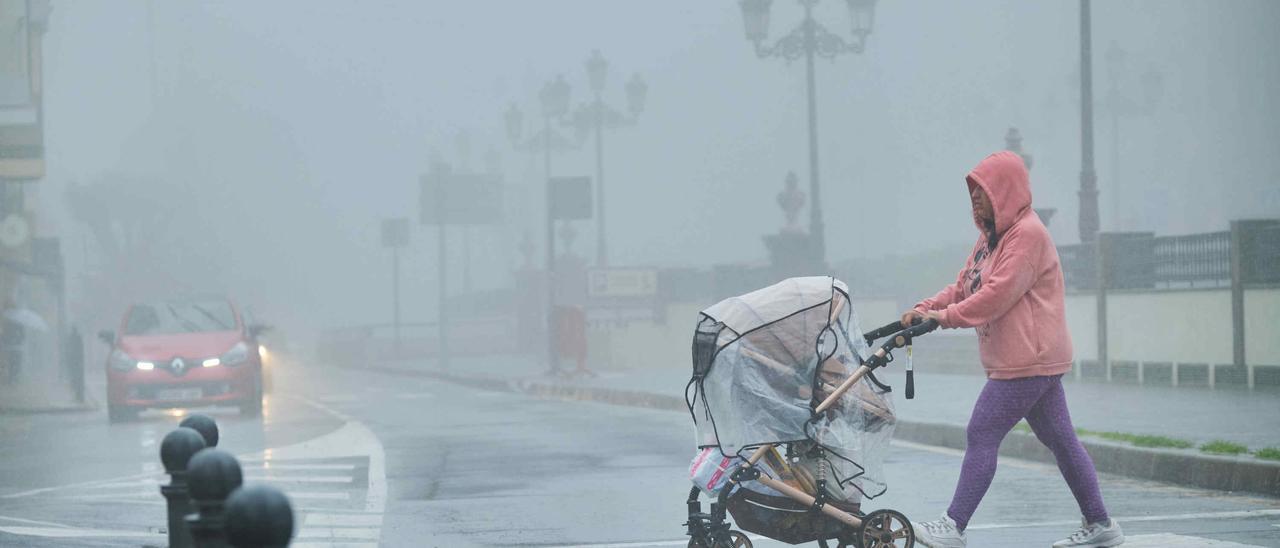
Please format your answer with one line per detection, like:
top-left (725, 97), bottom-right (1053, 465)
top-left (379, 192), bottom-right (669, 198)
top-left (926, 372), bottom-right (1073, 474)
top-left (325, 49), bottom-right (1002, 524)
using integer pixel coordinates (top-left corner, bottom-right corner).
top-left (505, 76), bottom-right (579, 374)
top-left (1078, 0), bottom-right (1100, 244)
top-left (740, 0), bottom-right (877, 267)
top-left (566, 50), bottom-right (647, 266)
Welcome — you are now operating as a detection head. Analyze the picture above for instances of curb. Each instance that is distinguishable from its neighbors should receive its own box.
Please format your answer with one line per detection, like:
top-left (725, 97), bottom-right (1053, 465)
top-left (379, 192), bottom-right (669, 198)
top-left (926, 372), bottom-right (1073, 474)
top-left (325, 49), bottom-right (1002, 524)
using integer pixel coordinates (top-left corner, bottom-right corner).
top-left (359, 363), bottom-right (1280, 499)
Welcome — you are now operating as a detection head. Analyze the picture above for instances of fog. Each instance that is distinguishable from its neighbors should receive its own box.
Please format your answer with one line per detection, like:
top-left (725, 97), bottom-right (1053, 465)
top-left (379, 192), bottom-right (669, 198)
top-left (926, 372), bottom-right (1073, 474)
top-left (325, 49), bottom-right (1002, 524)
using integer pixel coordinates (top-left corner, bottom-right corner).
top-left (24, 0), bottom-right (1280, 341)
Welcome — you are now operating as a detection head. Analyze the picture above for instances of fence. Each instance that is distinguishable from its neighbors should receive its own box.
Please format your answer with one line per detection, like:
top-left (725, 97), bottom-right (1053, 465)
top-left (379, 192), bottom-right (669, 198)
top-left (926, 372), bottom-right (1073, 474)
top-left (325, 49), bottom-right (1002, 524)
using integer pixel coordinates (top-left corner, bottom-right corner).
top-left (1057, 219), bottom-right (1280, 389)
top-left (1058, 220), bottom-right (1278, 292)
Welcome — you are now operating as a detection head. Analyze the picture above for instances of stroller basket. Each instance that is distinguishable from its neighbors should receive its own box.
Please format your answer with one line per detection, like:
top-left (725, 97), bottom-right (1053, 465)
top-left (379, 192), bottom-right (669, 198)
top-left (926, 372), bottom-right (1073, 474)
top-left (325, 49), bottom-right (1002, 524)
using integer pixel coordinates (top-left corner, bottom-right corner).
top-left (728, 488), bottom-right (859, 545)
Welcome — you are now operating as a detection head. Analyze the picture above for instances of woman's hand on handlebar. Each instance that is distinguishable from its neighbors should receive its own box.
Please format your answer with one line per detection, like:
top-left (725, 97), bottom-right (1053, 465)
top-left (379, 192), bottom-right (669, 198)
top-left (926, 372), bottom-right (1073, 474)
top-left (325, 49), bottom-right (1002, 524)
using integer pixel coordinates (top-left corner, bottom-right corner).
top-left (901, 309), bottom-right (923, 327)
top-left (901, 309), bottom-right (943, 327)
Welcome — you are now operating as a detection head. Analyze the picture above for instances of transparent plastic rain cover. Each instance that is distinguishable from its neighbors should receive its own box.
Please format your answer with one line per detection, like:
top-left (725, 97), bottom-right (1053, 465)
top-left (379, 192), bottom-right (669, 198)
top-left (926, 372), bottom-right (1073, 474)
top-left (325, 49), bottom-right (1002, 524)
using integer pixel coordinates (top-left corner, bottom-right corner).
top-left (688, 277), bottom-right (896, 500)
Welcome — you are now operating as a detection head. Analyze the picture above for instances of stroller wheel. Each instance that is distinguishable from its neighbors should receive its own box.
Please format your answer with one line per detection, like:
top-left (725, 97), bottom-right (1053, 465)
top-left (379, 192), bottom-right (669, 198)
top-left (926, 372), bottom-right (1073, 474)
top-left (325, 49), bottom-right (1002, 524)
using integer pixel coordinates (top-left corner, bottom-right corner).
top-left (688, 530), bottom-right (751, 548)
top-left (856, 509), bottom-right (914, 547)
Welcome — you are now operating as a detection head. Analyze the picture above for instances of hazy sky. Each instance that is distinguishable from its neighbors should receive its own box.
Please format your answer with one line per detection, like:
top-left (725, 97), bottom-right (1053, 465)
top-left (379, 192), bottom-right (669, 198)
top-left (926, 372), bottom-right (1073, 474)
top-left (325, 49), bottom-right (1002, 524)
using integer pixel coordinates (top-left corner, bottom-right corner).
top-left (26, 0), bottom-right (1280, 335)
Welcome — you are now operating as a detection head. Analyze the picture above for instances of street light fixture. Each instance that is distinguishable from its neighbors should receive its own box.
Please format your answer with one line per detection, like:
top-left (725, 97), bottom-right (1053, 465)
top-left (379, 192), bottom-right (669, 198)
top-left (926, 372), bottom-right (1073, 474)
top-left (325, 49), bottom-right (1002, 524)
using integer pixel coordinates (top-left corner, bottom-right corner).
top-left (740, 0), bottom-right (877, 268)
top-left (506, 76), bottom-right (585, 376)
top-left (563, 50), bottom-right (646, 266)
top-left (739, 0), bottom-right (772, 43)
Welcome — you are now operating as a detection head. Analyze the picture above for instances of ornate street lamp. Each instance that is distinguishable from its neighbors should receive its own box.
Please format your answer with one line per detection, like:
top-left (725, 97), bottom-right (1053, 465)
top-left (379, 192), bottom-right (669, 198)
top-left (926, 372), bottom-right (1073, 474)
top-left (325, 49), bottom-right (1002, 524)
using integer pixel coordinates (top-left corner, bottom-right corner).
top-left (564, 50), bottom-right (646, 266)
top-left (740, 0), bottom-right (877, 268)
top-left (505, 76), bottom-right (584, 375)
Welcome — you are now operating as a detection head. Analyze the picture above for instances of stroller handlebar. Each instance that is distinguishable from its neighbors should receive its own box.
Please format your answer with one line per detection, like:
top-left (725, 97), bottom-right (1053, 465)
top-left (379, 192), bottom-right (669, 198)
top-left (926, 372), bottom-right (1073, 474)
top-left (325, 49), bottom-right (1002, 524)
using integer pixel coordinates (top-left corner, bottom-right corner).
top-left (863, 318), bottom-right (940, 345)
top-left (862, 318), bottom-right (939, 370)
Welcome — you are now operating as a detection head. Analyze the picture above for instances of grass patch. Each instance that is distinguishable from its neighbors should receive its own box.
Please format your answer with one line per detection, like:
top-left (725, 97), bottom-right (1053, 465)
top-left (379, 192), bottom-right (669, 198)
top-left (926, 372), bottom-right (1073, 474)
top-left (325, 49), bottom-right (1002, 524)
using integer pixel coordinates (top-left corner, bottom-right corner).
top-left (1200, 440), bottom-right (1249, 455)
top-left (1012, 421), bottom-right (1032, 434)
top-left (1075, 428), bottom-right (1194, 449)
top-left (1254, 447), bottom-right (1280, 461)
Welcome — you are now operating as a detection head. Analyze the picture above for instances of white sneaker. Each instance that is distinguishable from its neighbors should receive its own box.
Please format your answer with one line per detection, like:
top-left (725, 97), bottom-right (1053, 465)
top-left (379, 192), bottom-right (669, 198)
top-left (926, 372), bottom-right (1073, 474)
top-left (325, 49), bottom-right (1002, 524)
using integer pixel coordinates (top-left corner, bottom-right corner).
top-left (1052, 518), bottom-right (1124, 547)
top-left (912, 513), bottom-right (967, 548)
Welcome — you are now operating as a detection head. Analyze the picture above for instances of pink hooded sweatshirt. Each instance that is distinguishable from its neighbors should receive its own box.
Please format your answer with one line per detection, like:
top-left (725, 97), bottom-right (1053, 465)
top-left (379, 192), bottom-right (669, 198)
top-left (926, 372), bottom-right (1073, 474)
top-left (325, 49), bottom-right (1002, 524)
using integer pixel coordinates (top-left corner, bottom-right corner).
top-left (913, 151), bottom-right (1073, 380)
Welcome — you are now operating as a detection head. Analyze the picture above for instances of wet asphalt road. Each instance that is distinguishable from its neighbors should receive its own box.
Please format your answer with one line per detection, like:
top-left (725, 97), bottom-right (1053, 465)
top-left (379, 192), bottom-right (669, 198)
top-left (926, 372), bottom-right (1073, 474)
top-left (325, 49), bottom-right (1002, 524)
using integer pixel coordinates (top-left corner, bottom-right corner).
top-left (1, 359), bottom-right (1279, 547)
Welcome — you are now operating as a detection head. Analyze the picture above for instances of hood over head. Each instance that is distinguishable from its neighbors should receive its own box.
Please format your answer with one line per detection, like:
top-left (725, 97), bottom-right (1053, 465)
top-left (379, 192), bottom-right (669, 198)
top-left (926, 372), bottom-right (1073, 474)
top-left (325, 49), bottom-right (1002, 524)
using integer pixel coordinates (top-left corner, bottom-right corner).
top-left (965, 150), bottom-right (1032, 236)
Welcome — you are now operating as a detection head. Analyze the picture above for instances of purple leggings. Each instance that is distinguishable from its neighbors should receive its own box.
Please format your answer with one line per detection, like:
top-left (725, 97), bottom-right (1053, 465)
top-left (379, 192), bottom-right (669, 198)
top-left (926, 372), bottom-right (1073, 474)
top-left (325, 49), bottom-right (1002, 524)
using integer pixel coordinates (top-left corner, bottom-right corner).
top-left (946, 374), bottom-right (1108, 531)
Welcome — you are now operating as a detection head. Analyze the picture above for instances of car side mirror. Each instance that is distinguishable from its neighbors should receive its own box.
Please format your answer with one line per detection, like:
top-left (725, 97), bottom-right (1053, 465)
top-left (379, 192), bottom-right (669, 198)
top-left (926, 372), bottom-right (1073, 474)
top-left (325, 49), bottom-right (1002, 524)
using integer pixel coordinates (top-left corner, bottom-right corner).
top-left (247, 324), bottom-right (271, 338)
top-left (97, 330), bottom-right (115, 345)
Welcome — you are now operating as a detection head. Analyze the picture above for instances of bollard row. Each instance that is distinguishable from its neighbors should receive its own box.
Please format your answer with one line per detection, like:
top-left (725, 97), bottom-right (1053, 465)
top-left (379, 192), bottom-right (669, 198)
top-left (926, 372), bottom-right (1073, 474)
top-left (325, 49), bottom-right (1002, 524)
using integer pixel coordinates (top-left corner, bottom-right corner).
top-left (159, 414), bottom-right (295, 548)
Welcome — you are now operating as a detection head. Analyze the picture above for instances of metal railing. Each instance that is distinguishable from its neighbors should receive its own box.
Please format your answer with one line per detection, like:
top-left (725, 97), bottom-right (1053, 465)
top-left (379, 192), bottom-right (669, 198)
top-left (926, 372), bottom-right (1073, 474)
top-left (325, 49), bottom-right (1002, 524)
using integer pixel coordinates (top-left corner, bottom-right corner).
top-left (1058, 222), bottom-right (1279, 291)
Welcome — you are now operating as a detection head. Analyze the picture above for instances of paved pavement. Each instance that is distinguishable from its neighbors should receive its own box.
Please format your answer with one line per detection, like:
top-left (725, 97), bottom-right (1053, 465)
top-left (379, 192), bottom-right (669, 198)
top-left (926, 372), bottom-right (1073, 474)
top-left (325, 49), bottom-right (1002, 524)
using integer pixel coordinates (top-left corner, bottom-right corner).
top-left (386, 351), bottom-right (1280, 450)
top-left (2, 354), bottom-right (1278, 547)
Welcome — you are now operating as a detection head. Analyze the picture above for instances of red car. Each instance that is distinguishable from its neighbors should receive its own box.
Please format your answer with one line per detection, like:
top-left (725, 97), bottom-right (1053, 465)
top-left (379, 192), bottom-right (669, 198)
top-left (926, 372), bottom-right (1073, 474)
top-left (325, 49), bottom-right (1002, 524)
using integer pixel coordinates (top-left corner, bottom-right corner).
top-left (101, 298), bottom-right (266, 422)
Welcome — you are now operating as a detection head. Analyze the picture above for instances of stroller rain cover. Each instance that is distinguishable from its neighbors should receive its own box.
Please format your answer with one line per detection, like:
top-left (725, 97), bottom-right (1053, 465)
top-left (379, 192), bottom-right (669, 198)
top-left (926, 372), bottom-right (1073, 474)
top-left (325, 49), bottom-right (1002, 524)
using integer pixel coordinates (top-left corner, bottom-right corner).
top-left (688, 276), bottom-right (897, 500)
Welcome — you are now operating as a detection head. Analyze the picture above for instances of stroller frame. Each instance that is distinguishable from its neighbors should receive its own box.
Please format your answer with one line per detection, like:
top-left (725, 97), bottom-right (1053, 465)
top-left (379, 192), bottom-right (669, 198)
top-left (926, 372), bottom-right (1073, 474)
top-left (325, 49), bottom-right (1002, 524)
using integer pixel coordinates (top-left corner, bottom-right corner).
top-left (685, 317), bottom-right (938, 548)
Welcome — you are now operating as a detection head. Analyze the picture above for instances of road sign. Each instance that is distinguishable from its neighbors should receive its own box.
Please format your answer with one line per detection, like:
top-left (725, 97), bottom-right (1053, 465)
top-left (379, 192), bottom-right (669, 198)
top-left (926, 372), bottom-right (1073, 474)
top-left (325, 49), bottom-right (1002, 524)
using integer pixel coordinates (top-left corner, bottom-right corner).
top-left (549, 176), bottom-right (592, 220)
top-left (419, 173), bottom-right (505, 226)
top-left (381, 218), bottom-right (409, 248)
top-left (0, 0), bottom-right (45, 181)
top-left (588, 268), bottom-right (658, 298)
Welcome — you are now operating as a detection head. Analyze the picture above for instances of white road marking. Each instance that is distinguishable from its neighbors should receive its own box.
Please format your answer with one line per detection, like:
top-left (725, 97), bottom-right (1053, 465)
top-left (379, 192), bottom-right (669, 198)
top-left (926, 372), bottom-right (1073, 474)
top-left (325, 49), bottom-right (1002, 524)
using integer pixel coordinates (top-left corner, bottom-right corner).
top-left (291, 543), bottom-right (378, 548)
top-left (275, 393), bottom-right (386, 515)
top-left (1124, 533), bottom-right (1264, 547)
top-left (0, 470), bottom-right (160, 499)
top-left (303, 513), bottom-right (384, 527)
top-left (554, 509), bottom-right (1280, 548)
top-left (0, 526), bottom-right (163, 539)
top-left (242, 475), bottom-right (354, 484)
top-left (288, 492), bottom-right (352, 501)
top-left (0, 515), bottom-right (72, 528)
top-left (252, 463), bottom-right (357, 471)
top-left (967, 508), bottom-right (1280, 531)
top-left (297, 527), bottom-right (382, 540)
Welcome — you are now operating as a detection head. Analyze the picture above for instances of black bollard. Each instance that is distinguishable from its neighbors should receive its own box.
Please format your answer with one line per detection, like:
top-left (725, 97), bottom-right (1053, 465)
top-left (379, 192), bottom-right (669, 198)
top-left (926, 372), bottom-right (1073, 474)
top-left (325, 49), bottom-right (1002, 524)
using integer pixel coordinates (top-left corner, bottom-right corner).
top-left (225, 484), bottom-right (295, 548)
top-left (160, 427), bottom-right (207, 548)
top-left (186, 448), bottom-right (243, 548)
top-left (180, 414), bottom-right (220, 448)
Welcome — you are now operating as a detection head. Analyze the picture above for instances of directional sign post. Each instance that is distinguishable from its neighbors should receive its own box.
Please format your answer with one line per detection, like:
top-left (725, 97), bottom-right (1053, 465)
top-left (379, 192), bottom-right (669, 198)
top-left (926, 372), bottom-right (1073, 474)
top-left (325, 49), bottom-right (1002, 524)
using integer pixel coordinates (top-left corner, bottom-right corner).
top-left (381, 218), bottom-right (409, 356)
top-left (420, 170), bottom-right (505, 370)
top-left (546, 176), bottom-right (591, 375)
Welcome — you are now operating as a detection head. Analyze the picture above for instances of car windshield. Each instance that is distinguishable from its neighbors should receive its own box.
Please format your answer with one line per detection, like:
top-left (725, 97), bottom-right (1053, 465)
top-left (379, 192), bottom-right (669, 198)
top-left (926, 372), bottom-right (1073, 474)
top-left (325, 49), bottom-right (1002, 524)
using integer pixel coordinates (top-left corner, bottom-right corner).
top-left (124, 301), bottom-right (237, 335)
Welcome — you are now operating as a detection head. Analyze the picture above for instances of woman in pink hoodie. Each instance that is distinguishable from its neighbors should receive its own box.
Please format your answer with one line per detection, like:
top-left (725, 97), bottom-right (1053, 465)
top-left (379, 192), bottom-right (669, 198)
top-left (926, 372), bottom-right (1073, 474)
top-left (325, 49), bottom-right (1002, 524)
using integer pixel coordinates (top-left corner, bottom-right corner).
top-left (904, 151), bottom-right (1123, 548)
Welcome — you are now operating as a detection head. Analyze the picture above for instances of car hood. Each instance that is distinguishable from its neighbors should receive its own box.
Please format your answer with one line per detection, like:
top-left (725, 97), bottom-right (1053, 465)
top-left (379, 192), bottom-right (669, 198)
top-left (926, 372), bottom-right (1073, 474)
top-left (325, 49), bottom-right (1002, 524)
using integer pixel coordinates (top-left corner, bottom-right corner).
top-left (118, 331), bottom-right (244, 361)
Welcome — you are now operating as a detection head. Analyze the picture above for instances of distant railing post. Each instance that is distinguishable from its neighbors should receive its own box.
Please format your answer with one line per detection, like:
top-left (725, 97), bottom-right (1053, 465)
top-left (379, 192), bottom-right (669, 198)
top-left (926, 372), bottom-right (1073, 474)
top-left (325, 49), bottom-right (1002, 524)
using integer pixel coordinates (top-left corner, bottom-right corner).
top-left (1096, 235), bottom-right (1110, 382)
top-left (1230, 221), bottom-right (1246, 387)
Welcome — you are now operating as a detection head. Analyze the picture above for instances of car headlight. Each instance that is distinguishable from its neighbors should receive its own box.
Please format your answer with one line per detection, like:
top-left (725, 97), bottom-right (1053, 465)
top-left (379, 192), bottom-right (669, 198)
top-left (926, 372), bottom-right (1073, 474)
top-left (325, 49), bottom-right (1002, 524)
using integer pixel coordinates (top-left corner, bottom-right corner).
top-left (221, 342), bottom-right (251, 366)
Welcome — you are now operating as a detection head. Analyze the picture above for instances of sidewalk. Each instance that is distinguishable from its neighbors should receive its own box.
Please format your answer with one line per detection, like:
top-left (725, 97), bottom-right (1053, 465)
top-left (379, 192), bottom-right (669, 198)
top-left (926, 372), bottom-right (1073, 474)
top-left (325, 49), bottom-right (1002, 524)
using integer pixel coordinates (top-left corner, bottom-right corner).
top-left (376, 354), bottom-right (1280, 449)
top-left (360, 352), bottom-right (1280, 498)
top-left (0, 357), bottom-right (94, 414)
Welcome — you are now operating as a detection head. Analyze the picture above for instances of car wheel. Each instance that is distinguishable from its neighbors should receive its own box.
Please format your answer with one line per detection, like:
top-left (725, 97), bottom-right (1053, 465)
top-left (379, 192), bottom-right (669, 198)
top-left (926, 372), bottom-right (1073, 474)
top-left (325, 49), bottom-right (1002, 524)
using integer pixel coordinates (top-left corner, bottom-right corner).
top-left (108, 404), bottom-right (139, 423)
top-left (240, 377), bottom-right (263, 417)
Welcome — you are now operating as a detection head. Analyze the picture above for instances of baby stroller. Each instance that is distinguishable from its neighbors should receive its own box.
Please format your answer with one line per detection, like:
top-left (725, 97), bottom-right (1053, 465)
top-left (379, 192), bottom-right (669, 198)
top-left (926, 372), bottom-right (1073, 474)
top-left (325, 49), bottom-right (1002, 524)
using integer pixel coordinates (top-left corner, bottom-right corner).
top-left (684, 277), bottom-right (937, 548)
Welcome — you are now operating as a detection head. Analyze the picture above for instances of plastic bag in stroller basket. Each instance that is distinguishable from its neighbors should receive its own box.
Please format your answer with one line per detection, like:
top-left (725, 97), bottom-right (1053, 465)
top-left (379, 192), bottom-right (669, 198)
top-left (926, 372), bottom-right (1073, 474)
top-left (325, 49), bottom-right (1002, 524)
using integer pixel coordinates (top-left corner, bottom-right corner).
top-left (688, 447), bottom-right (785, 498)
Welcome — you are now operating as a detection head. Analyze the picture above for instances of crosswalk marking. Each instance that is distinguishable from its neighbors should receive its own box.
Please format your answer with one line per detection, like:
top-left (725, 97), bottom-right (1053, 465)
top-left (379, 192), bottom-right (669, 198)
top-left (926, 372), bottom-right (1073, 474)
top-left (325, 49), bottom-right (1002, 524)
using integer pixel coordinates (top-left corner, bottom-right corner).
top-left (304, 514), bottom-right (384, 527)
top-left (244, 475), bottom-right (355, 483)
top-left (0, 526), bottom-right (163, 539)
top-left (297, 527), bottom-right (382, 540)
top-left (292, 543), bottom-right (377, 548)
top-left (1126, 533), bottom-right (1264, 547)
top-left (288, 491), bottom-right (352, 501)
top-left (253, 463), bottom-right (357, 471)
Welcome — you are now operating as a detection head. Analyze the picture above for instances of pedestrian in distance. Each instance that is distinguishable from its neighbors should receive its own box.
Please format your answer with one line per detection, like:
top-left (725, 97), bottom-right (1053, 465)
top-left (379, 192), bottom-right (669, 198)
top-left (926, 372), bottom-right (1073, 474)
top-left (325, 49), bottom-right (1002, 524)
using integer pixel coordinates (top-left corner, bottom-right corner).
top-left (902, 151), bottom-right (1123, 548)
